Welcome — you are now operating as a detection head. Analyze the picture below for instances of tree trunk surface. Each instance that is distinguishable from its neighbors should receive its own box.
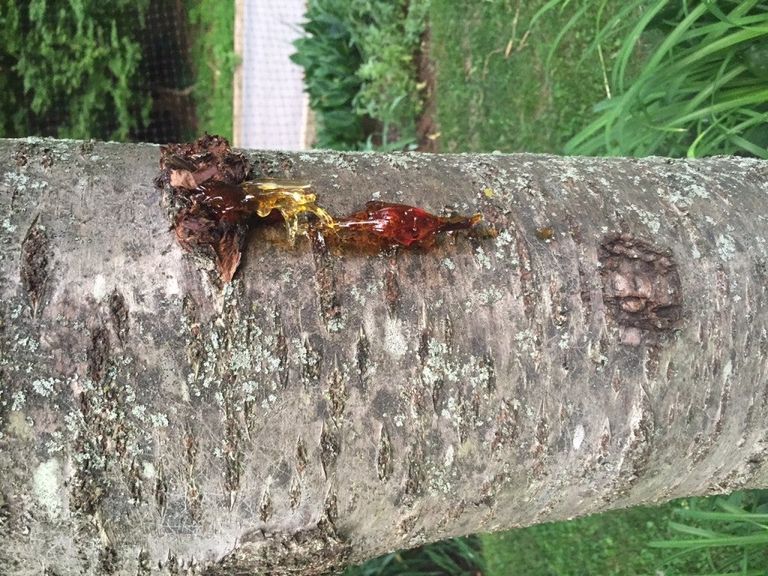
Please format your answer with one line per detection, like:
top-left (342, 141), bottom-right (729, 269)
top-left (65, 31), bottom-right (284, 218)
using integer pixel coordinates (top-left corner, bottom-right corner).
top-left (1, 138), bottom-right (767, 575)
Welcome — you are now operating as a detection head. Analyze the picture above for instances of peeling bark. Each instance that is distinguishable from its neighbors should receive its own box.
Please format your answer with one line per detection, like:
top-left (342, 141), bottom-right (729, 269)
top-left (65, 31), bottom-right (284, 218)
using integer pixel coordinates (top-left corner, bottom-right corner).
top-left (1, 138), bottom-right (768, 575)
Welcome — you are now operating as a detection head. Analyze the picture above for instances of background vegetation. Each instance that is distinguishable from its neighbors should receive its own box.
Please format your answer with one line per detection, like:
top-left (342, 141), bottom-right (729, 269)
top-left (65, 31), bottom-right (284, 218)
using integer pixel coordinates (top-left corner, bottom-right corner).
top-left (481, 491), bottom-right (768, 576)
top-left (292, 0), bottom-right (767, 157)
top-left (430, 0), bottom-right (767, 158)
top-left (292, 0), bottom-right (428, 150)
top-left (429, 0), bottom-right (627, 153)
top-left (0, 0), bottom-right (234, 143)
top-left (0, 0), bottom-right (151, 140)
top-left (188, 0), bottom-right (236, 140)
top-left (559, 0), bottom-right (768, 158)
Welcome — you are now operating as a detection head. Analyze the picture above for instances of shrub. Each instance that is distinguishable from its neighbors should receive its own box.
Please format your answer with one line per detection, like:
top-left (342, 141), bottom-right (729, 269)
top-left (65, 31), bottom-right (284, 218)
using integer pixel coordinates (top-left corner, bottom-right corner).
top-left (0, 0), bottom-right (151, 141)
top-left (352, 0), bottom-right (429, 149)
top-left (292, 0), bottom-right (428, 150)
top-left (291, 0), bottom-right (365, 149)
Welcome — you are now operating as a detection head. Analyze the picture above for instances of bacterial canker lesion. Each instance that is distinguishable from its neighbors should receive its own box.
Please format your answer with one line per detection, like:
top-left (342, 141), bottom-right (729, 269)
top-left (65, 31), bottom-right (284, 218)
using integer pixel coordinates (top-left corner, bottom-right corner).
top-left (598, 233), bottom-right (684, 334)
top-left (158, 134), bottom-right (488, 282)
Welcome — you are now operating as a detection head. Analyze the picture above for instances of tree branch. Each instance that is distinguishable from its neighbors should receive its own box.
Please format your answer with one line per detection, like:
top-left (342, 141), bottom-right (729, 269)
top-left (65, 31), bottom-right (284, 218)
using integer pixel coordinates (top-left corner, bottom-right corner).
top-left (1, 137), bottom-right (767, 575)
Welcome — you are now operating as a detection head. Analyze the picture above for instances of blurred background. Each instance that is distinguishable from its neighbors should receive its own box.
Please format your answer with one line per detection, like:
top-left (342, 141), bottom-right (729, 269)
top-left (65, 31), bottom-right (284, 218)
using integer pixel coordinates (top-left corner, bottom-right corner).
top-left (3, 0), bottom-right (767, 157)
top-left (2, 0), bottom-right (768, 574)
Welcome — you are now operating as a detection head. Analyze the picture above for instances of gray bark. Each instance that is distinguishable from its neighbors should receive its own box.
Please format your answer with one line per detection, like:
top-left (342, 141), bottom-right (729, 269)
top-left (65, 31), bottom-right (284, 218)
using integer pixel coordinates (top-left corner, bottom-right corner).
top-left (1, 137), bottom-right (767, 575)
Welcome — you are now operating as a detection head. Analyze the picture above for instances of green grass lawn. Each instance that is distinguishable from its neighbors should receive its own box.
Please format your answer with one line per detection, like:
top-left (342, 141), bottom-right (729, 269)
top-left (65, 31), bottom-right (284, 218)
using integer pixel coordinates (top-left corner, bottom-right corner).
top-left (429, 0), bottom-right (630, 153)
top-left (483, 494), bottom-right (768, 576)
top-left (483, 504), bottom-right (675, 576)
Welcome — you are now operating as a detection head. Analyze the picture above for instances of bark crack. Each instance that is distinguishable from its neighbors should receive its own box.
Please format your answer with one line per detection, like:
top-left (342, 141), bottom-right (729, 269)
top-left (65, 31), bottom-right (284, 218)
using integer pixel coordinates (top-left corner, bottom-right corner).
top-left (20, 215), bottom-right (50, 318)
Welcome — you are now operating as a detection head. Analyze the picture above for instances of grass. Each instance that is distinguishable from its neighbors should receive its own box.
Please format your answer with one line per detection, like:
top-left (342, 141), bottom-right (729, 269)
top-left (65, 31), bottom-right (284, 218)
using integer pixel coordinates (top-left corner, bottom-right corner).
top-left (429, 0), bottom-right (768, 157)
top-left (429, 0), bottom-right (631, 153)
top-left (482, 492), bottom-right (768, 576)
top-left (188, 0), bottom-right (237, 140)
top-left (482, 504), bottom-right (675, 576)
top-left (648, 490), bottom-right (768, 575)
top-left (559, 0), bottom-right (768, 158)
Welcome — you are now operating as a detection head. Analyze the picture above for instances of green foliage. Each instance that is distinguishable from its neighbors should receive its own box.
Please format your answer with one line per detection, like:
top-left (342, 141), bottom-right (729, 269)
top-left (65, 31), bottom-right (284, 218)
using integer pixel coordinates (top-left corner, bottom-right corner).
top-left (344, 536), bottom-right (483, 576)
top-left (557, 0), bottom-right (768, 158)
top-left (292, 0), bottom-right (428, 150)
top-left (188, 0), bottom-right (237, 140)
top-left (431, 0), bottom-right (767, 158)
top-left (0, 0), bottom-right (151, 140)
top-left (650, 490), bottom-right (768, 575)
top-left (352, 0), bottom-right (428, 146)
top-left (291, 0), bottom-right (365, 149)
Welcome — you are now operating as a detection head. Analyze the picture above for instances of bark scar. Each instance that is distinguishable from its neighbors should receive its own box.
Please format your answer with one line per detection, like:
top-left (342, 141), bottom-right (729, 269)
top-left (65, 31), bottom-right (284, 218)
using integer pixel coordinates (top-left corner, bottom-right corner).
top-left (384, 254), bottom-right (401, 316)
top-left (300, 336), bottom-right (322, 389)
top-left (327, 361), bottom-right (347, 425)
top-left (87, 326), bottom-right (111, 383)
top-left (295, 436), bottom-right (308, 476)
top-left (228, 520), bottom-right (351, 576)
top-left (598, 233), bottom-right (683, 334)
top-left (310, 228), bottom-right (342, 330)
top-left (20, 215), bottom-right (50, 318)
top-left (108, 289), bottom-right (129, 343)
top-left (319, 421), bottom-right (340, 479)
top-left (274, 308), bottom-right (289, 388)
top-left (377, 425), bottom-right (393, 481)
top-left (355, 327), bottom-right (371, 392)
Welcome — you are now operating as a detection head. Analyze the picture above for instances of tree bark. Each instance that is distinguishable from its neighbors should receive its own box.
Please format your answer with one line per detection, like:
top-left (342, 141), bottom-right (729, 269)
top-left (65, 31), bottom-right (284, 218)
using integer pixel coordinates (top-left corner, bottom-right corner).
top-left (1, 138), bottom-right (767, 575)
